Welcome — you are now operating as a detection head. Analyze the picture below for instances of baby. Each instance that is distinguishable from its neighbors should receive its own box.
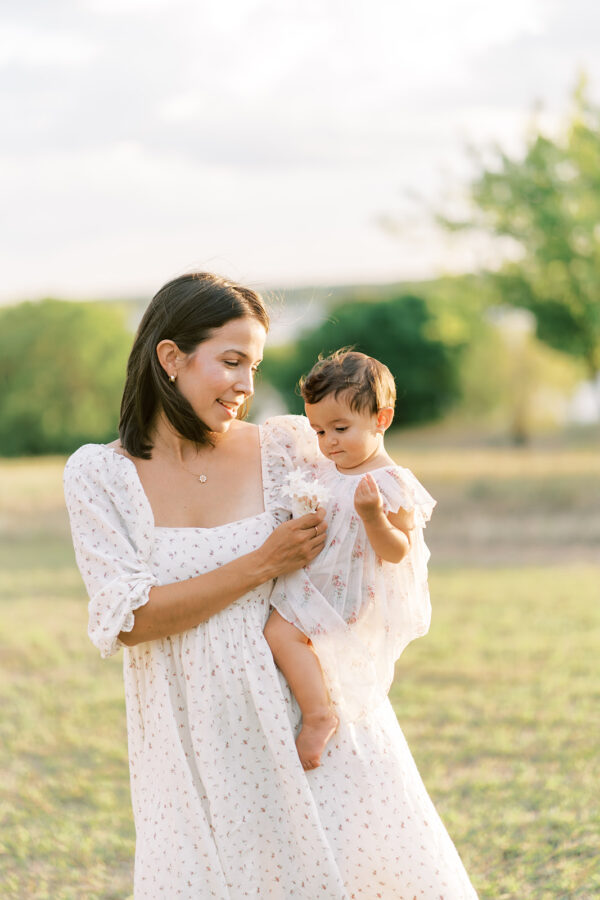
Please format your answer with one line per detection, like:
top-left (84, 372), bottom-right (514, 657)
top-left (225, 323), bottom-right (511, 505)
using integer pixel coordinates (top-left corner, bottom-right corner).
top-left (264, 350), bottom-right (434, 770)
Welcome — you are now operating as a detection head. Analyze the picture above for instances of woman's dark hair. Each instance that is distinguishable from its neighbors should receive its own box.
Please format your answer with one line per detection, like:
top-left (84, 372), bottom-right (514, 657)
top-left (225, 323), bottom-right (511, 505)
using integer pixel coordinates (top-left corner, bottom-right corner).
top-left (300, 349), bottom-right (396, 414)
top-left (119, 272), bottom-right (269, 458)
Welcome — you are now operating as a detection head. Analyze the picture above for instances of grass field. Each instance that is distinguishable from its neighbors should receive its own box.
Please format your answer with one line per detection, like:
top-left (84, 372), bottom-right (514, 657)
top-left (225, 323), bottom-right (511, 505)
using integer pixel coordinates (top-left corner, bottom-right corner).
top-left (0, 441), bottom-right (599, 899)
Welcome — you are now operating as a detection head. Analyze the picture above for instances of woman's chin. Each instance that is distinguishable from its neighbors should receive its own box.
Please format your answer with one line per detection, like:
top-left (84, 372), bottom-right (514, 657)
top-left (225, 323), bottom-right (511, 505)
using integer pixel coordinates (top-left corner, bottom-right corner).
top-left (207, 417), bottom-right (234, 435)
top-left (192, 404), bottom-right (236, 434)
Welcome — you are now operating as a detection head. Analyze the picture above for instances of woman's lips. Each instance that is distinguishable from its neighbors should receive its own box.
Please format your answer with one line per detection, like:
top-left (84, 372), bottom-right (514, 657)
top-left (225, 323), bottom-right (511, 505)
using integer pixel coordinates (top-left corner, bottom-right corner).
top-left (217, 400), bottom-right (238, 417)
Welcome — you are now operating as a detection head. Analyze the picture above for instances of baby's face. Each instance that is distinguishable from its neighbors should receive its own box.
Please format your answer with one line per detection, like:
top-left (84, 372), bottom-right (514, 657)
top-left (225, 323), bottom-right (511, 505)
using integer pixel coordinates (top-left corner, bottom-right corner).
top-left (305, 394), bottom-right (381, 471)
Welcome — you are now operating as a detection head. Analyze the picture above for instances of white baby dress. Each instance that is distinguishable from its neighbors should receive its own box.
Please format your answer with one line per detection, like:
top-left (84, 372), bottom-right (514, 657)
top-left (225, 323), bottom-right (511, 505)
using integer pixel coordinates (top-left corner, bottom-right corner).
top-left (268, 415), bottom-right (435, 722)
top-left (64, 416), bottom-right (479, 900)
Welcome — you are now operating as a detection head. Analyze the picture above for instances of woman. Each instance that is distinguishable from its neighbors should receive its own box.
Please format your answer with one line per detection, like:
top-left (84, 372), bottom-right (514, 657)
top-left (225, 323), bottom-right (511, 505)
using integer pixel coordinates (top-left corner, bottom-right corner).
top-left (64, 272), bottom-right (478, 899)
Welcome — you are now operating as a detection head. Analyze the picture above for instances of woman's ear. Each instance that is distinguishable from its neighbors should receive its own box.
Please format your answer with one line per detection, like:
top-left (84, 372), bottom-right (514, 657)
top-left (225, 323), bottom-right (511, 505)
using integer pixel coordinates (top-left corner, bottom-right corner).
top-left (376, 407), bottom-right (394, 433)
top-left (156, 339), bottom-right (184, 379)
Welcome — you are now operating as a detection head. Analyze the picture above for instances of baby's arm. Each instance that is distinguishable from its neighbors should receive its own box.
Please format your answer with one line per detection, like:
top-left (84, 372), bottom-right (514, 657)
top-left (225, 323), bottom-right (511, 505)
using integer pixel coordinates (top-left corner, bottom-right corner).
top-left (264, 609), bottom-right (338, 770)
top-left (354, 473), bottom-right (414, 564)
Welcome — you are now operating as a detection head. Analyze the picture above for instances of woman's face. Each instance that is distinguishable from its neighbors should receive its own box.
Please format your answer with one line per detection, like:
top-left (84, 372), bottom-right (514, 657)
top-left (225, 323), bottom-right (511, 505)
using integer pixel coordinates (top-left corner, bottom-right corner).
top-left (175, 317), bottom-right (267, 434)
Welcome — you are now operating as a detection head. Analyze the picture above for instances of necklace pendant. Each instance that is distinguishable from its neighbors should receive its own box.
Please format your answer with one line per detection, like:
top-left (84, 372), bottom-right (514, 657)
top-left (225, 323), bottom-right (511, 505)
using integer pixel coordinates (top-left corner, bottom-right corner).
top-left (198, 474), bottom-right (208, 484)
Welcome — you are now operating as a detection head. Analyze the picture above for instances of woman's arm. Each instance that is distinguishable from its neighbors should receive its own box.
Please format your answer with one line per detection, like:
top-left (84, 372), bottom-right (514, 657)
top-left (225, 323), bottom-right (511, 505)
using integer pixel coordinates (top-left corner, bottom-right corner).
top-left (353, 474), bottom-right (413, 564)
top-left (119, 510), bottom-right (326, 646)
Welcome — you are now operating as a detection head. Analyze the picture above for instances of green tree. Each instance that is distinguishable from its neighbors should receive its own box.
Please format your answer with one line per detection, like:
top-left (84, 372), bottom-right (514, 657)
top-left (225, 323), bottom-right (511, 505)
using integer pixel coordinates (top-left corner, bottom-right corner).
top-left (445, 81), bottom-right (600, 392)
top-left (456, 309), bottom-right (583, 443)
top-left (0, 299), bottom-right (131, 455)
top-left (262, 293), bottom-right (460, 424)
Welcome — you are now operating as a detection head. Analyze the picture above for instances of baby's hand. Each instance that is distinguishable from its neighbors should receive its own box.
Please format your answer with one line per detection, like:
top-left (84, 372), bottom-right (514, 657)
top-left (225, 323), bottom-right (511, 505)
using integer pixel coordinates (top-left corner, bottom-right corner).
top-left (353, 474), bottom-right (384, 522)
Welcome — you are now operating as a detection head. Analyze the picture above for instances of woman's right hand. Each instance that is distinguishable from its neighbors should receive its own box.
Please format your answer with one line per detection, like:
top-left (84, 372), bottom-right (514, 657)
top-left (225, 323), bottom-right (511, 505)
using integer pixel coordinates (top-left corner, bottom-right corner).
top-left (255, 508), bottom-right (327, 580)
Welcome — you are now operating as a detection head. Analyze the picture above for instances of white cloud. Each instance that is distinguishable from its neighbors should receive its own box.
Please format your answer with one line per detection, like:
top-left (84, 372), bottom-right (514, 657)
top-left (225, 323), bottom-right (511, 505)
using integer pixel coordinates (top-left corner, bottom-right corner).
top-left (1, 0), bottom-right (599, 300)
top-left (0, 23), bottom-right (97, 66)
top-left (85, 0), bottom-right (172, 12)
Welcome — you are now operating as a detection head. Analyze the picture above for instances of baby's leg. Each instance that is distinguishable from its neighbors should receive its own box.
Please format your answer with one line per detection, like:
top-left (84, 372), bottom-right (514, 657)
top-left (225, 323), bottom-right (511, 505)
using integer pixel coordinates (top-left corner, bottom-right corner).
top-left (264, 609), bottom-right (338, 770)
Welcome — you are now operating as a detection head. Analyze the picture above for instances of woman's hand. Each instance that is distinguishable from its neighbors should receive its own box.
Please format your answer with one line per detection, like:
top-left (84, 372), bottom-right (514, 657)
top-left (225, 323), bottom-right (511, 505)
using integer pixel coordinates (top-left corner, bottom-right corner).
top-left (255, 508), bottom-right (327, 580)
top-left (119, 509), bottom-right (327, 647)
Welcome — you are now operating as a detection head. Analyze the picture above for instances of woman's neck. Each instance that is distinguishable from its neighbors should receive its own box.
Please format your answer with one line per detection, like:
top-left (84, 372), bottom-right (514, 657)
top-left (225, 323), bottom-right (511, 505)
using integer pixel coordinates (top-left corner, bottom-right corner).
top-left (150, 411), bottom-right (220, 464)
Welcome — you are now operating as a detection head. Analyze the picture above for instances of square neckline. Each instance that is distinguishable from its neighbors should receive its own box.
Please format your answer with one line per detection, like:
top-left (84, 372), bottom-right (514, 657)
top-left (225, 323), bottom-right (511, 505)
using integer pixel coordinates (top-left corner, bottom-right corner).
top-left (102, 424), bottom-right (269, 531)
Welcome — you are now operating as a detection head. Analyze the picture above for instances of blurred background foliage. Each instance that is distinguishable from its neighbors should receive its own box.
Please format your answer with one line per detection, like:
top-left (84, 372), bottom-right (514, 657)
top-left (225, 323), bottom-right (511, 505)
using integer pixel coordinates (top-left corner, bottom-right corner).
top-left (441, 79), bottom-right (600, 386)
top-left (0, 84), bottom-right (598, 456)
top-left (0, 299), bottom-right (131, 456)
top-left (260, 292), bottom-right (461, 424)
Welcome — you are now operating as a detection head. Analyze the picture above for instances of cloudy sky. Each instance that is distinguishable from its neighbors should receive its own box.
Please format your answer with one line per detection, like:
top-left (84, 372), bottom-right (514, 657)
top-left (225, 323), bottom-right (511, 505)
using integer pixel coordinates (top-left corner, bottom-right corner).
top-left (2, 0), bottom-right (600, 302)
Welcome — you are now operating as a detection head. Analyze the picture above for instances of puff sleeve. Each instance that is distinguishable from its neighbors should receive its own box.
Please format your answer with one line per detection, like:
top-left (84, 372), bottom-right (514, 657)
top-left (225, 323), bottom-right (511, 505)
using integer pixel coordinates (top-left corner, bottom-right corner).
top-left (63, 444), bottom-right (159, 658)
top-left (260, 415), bottom-right (322, 522)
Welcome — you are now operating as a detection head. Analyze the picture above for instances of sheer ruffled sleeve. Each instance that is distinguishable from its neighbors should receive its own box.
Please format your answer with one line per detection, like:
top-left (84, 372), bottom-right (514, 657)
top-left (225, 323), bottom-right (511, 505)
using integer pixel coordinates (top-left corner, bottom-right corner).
top-left (376, 465), bottom-right (436, 528)
top-left (260, 415), bottom-right (321, 522)
top-left (63, 444), bottom-right (159, 658)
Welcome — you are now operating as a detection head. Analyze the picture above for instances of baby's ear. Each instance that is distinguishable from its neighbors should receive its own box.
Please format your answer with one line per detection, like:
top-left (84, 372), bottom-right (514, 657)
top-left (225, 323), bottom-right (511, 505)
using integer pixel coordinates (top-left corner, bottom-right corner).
top-left (376, 407), bottom-right (394, 433)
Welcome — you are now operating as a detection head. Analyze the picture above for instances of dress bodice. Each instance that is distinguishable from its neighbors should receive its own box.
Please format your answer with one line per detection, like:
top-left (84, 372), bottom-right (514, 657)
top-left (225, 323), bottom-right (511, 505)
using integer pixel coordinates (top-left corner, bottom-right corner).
top-left (150, 515), bottom-right (276, 634)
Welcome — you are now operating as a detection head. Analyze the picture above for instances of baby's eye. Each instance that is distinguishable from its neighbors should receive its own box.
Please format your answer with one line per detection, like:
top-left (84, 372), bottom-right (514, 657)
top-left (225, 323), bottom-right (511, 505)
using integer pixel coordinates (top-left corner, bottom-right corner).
top-left (224, 360), bottom-right (239, 368)
top-left (335, 427), bottom-right (348, 432)
top-left (315, 430), bottom-right (325, 436)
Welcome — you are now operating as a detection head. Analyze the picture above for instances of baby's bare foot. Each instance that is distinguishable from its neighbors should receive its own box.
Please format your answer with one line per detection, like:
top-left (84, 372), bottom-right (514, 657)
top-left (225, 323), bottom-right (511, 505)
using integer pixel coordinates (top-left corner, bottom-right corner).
top-left (296, 709), bottom-right (339, 770)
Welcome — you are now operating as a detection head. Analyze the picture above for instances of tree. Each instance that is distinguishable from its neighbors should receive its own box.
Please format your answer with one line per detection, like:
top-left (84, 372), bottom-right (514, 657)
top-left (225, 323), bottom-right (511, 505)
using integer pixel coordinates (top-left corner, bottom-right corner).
top-left (0, 299), bottom-right (132, 455)
top-left (261, 293), bottom-right (460, 424)
top-left (444, 81), bottom-right (600, 395)
top-left (456, 308), bottom-right (583, 444)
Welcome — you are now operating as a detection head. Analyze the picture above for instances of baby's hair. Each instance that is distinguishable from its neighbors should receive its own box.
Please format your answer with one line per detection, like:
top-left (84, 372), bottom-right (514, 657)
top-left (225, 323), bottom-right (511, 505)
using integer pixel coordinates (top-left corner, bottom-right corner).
top-left (300, 349), bottom-right (396, 414)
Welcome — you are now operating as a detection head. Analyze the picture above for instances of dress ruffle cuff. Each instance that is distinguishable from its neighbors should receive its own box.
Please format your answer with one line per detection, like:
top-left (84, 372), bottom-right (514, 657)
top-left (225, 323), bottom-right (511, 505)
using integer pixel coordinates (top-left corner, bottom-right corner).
top-left (89, 571), bottom-right (159, 658)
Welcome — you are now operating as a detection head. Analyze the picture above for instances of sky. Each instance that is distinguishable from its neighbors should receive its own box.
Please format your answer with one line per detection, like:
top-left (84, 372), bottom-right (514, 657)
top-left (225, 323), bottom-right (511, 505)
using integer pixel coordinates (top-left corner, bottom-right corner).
top-left (2, 0), bottom-right (600, 302)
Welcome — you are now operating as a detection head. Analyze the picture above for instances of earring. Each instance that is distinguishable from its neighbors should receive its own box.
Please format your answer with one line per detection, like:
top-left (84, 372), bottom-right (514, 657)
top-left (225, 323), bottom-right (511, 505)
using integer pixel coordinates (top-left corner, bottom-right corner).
top-left (169, 373), bottom-right (177, 383)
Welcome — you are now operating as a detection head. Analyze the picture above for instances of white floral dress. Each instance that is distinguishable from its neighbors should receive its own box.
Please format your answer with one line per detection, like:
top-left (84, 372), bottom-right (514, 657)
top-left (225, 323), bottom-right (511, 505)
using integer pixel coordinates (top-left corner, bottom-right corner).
top-left (64, 418), bottom-right (478, 900)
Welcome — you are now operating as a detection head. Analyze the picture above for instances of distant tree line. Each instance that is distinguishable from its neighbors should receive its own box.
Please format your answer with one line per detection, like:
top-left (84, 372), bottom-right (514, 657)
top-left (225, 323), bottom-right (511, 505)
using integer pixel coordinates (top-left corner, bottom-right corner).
top-left (261, 294), bottom-right (460, 425)
top-left (0, 291), bottom-right (464, 456)
top-left (1, 83), bottom-right (597, 455)
top-left (0, 299), bottom-right (131, 455)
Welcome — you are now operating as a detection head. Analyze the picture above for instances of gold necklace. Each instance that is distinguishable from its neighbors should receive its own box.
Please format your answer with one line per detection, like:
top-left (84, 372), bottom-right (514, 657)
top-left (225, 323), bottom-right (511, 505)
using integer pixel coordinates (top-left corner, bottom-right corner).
top-left (177, 455), bottom-right (209, 483)
top-left (158, 436), bottom-right (213, 484)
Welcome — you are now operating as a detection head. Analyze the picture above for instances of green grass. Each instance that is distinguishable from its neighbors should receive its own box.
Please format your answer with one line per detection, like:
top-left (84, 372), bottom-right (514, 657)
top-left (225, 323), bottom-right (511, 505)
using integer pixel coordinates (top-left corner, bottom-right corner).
top-left (1, 451), bottom-right (599, 899)
top-left (0, 592), bottom-right (132, 899)
top-left (392, 566), bottom-right (600, 899)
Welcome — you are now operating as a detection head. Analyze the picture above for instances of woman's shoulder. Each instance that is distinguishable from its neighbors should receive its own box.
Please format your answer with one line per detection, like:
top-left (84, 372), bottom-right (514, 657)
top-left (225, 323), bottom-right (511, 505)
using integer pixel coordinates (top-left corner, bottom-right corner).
top-left (64, 441), bottom-right (137, 491)
top-left (66, 440), bottom-right (122, 470)
top-left (63, 441), bottom-right (155, 536)
top-left (261, 414), bottom-right (320, 468)
top-left (261, 414), bottom-right (318, 452)
top-left (261, 413), bottom-right (314, 440)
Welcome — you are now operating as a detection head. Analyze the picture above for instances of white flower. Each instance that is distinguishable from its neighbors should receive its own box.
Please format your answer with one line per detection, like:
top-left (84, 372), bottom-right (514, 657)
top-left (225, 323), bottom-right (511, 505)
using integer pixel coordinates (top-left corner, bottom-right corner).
top-left (284, 468), bottom-right (331, 517)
